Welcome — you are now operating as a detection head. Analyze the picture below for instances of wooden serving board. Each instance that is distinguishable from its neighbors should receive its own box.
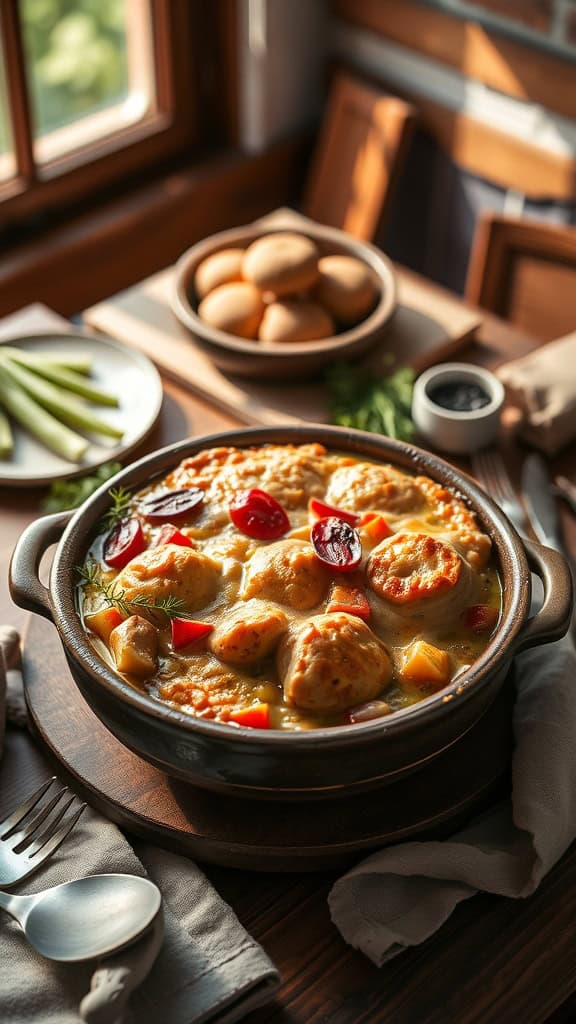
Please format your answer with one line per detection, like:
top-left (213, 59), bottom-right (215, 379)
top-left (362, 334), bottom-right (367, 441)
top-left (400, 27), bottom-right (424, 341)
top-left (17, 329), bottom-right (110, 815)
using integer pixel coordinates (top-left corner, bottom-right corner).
top-left (23, 615), bottom-right (513, 872)
top-left (84, 254), bottom-right (480, 429)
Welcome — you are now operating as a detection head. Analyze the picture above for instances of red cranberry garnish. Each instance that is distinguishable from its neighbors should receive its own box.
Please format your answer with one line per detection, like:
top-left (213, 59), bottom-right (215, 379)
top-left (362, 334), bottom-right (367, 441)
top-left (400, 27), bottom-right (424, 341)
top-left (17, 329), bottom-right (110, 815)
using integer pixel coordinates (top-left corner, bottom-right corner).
top-left (229, 489), bottom-right (290, 540)
top-left (103, 518), bottom-right (146, 569)
top-left (140, 488), bottom-right (204, 522)
top-left (311, 517), bottom-right (362, 572)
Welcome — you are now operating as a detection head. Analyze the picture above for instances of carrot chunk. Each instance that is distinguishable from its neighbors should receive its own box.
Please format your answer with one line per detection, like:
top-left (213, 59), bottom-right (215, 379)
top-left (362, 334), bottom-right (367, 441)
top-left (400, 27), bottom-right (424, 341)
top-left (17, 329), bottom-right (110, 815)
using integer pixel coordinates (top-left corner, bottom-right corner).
top-left (360, 512), bottom-right (392, 545)
top-left (327, 584), bottom-right (371, 621)
top-left (229, 703), bottom-right (271, 729)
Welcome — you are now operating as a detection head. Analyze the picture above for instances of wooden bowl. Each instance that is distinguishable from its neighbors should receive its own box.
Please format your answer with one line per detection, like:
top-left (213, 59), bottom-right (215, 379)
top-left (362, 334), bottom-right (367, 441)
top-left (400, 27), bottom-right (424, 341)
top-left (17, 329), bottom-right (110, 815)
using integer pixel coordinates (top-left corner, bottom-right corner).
top-left (171, 208), bottom-right (398, 380)
top-left (9, 426), bottom-right (573, 801)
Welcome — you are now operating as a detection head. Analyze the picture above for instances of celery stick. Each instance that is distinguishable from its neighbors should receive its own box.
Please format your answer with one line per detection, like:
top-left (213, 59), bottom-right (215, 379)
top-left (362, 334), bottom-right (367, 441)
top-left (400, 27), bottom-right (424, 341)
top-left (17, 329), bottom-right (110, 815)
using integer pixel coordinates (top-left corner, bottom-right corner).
top-left (0, 402), bottom-right (13, 459)
top-left (0, 347), bottom-right (93, 373)
top-left (4, 349), bottom-right (118, 406)
top-left (0, 373), bottom-right (88, 463)
top-left (1, 358), bottom-right (124, 440)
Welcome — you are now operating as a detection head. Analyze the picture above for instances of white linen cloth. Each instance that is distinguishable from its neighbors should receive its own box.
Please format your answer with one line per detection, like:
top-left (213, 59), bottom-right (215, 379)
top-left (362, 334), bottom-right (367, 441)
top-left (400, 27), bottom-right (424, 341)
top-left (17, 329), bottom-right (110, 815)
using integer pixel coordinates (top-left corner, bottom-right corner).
top-left (0, 629), bottom-right (279, 1024)
top-left (329, 632), bottom-right (576, 964)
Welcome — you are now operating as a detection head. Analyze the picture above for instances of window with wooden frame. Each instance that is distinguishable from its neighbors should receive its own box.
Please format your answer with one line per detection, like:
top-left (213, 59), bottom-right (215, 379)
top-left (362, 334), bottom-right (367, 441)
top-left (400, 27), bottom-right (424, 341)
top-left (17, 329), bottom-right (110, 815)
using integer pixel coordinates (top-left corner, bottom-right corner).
top-left (0, 0), bottom-right (234, 231)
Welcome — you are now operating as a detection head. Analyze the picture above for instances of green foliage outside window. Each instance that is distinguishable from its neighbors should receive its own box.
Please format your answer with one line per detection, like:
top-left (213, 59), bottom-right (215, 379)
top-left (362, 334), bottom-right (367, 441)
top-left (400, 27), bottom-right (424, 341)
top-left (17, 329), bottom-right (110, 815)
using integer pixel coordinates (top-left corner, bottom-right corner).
top-left (0, 0), bottom-right (128, 153)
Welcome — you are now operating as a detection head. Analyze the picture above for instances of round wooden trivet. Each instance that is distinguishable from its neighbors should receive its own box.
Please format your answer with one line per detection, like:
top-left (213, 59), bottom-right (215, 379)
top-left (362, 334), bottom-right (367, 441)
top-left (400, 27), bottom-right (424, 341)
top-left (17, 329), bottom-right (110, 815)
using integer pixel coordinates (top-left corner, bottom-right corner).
top-left (23, 615), bottom-right (514, 872)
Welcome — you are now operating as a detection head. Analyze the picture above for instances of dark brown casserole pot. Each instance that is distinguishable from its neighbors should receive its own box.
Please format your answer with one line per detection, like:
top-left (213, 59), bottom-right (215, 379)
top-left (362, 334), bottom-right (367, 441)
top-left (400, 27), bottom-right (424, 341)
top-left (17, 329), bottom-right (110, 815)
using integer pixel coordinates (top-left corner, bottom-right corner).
top-left (9, 426), bottom-right (573, 800)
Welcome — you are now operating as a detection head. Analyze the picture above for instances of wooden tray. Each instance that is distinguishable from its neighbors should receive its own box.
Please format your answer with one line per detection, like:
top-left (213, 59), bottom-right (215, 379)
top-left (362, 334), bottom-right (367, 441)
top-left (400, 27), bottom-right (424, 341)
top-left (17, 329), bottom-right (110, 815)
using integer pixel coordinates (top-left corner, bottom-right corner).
top-left (23, 615), bottom-right (513, 872)
top-left (84, 211), bottom-right (481, 428)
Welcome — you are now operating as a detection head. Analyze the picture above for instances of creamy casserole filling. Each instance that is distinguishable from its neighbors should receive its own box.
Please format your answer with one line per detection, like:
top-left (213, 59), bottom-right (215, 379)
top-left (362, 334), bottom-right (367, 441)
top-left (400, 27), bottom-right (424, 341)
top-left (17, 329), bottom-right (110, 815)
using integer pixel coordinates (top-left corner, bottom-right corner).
top-left (78, 443), bottom-right (500, 731)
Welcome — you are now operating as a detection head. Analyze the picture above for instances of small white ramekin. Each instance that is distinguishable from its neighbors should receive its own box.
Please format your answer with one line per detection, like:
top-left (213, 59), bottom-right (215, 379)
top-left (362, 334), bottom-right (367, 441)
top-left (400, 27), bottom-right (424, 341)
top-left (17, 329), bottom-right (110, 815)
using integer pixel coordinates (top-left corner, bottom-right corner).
top-left (411, 362), bottom-right (505, 455)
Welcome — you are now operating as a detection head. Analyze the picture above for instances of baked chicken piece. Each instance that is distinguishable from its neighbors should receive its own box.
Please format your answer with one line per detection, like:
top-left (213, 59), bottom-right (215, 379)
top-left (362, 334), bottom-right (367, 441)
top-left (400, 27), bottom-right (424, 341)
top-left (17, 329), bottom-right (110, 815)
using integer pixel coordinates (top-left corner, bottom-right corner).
top-left (114, 543), bottom-right (220, 614)
top-left (208, 599), bottom-right (288, 666)
top-left (277, 612), bottom-right (392, 712)
top-left (241, 539), bottom-right (329, 611)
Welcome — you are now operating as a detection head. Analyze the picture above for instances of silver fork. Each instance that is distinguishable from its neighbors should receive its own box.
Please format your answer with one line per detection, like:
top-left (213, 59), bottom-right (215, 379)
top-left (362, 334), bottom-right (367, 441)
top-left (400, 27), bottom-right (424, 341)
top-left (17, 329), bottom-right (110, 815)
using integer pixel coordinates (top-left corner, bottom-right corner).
top-left (0, 777), bottom-right (86, 886)
top-left (471, 449), bottom-right (531, 540)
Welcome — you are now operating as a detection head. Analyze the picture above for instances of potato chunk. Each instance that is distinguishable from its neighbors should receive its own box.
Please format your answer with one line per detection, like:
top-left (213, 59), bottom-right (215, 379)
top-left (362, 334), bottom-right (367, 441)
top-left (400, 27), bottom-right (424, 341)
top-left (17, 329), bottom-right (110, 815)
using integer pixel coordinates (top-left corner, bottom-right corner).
top-left (277, 613), bottom-right (392, 712)
top-left (209, 599), bottom-right (288, 666)
top-left (242, 540), bottom-right (329, 611)
top-left (110, 615), bottom-right (158, 676)
top-left (85, 606), bottom-right (124, 644)
top-left (114, 543), bottom-right (220, 614)
top-left (400, 640), bottom-right (451, 688)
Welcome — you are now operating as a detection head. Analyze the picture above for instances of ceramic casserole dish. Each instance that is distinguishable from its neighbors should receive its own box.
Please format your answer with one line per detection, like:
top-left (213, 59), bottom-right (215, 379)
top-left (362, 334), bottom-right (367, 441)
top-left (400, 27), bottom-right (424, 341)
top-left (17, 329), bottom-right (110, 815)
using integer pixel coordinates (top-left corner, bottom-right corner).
top-left (9, 426), bottom-right (572, 799)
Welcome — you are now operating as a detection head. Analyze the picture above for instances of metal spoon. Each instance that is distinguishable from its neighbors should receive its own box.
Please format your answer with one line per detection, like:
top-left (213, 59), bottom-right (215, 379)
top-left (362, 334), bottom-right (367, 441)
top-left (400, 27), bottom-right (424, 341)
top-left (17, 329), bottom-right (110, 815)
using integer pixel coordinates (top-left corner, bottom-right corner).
top-left (0, 873), bottom-right (161, 962)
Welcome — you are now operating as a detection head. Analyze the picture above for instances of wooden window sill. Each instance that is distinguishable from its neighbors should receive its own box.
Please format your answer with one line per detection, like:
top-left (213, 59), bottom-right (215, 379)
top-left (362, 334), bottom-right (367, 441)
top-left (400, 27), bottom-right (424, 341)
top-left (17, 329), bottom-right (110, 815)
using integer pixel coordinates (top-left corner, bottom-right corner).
top-left (0, 134), bottom-right (311, 319)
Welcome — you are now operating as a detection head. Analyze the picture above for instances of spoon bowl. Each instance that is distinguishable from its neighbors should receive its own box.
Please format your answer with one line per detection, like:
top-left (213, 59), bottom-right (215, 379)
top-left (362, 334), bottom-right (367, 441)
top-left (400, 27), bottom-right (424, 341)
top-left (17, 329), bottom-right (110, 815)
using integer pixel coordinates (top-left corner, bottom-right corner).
top-left (0, 873), bottom-right (161, 962)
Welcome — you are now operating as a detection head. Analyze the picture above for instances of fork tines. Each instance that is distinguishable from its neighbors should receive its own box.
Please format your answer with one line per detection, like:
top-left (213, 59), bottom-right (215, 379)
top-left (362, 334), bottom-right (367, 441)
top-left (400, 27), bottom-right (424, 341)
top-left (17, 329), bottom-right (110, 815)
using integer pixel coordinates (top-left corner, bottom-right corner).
top-left (1, 777), bottom-right (86, 857)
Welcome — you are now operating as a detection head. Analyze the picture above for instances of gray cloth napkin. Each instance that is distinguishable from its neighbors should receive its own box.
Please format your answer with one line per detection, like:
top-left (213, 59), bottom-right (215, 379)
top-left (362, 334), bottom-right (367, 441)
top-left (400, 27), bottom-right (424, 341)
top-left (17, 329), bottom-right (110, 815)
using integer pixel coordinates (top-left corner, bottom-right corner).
top-left (496, 331), bottom-right (576, 455)
top-left (329, 632), bottom-right (576, 964)
top-left (0, 631), bottom-right (279, 1024)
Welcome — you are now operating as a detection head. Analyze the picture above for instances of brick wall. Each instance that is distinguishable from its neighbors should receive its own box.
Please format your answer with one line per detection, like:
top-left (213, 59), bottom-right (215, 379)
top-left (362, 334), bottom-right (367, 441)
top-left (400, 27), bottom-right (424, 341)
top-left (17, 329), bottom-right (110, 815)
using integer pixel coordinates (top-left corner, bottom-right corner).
top-left (431, 0), bottom-right (576, 53)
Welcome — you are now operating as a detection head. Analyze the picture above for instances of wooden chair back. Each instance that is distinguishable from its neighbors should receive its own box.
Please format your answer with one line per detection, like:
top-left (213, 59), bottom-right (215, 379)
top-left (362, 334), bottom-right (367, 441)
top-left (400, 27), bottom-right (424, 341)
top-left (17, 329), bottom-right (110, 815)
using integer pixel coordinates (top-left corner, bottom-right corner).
top-left (465, 214), bottom-right (576, 341)
top-left (302, 71), bottom-right (417, 241)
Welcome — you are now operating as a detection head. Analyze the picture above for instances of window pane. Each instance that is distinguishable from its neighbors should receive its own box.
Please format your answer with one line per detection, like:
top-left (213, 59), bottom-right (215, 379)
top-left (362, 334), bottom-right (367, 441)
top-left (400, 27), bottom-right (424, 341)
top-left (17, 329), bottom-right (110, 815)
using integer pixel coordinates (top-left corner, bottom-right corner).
top-left (20, 0), bottom-right (155, 162)
top-left (0, 65), bottom-right (15, 181)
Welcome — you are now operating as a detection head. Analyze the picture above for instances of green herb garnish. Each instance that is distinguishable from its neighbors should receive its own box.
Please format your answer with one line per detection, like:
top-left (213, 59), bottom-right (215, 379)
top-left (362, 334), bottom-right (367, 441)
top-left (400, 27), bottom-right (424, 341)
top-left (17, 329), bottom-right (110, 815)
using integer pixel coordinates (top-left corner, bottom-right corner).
top-left (42, 462), bottom-right (122, 513)
top-left (326, 362), bottom-right (415, 442)
top-left (77, 561), bottom-right (187, 622)
top-left (101, 485), bottom-right (133, 530)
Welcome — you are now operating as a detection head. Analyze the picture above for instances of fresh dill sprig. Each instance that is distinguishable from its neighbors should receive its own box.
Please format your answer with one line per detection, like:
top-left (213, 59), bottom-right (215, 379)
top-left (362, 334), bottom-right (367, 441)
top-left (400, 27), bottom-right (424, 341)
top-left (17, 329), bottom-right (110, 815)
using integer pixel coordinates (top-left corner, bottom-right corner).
top-left (101, 486), bottom-right (133, 531)
top-left (77, 561), bottom-right (187, 621)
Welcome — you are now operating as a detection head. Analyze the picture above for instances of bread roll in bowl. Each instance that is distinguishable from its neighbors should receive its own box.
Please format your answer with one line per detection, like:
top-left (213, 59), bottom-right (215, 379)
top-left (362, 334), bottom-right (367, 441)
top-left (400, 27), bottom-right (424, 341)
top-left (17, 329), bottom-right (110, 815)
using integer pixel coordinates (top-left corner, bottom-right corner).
top-left (259, 298), bottom-right (334, 344)
top-left (243, 232), bottom-right (320, 297)
top-left (314, 255), bottom-right (378, 325)
top-left (198, 282), bottom-right (264, 339)
top-left (194, 248), bottom-right (245, 299)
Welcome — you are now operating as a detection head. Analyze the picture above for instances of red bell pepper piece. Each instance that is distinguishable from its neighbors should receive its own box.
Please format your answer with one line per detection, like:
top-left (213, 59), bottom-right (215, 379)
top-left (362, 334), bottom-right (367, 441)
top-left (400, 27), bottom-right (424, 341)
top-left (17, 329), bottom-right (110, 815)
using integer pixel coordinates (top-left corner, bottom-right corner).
top-left (171, 618), bottom-right (214, 650)
top-left (360, 512), bottom-right (392, 545)
top-left (155, 524), bottom-right (193, 548)
top-left (327, 584), bottom-right (371, 621)
top-left (229, 703), bottom-right (271, 729)
top-left (103, 518), bottom-right (146, 569)
top-left (308, 497), bottom-right (360, 527)
top-left (463, 604), bottom-right (499, 633)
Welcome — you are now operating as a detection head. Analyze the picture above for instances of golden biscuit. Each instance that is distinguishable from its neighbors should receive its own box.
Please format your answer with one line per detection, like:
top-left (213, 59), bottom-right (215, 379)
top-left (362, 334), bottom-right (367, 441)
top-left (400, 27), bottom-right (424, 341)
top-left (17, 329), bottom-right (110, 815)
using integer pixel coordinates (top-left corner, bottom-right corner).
top-left (367, 531), bottom-right (462, 604)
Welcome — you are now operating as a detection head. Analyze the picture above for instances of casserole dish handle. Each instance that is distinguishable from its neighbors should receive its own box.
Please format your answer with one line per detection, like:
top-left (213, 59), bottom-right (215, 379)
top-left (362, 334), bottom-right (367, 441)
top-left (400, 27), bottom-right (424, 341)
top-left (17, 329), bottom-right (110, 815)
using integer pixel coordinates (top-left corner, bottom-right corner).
top-left (514, 539), bottom-right (573, 654)
top-left (9, 511), bottom-right (73, 622)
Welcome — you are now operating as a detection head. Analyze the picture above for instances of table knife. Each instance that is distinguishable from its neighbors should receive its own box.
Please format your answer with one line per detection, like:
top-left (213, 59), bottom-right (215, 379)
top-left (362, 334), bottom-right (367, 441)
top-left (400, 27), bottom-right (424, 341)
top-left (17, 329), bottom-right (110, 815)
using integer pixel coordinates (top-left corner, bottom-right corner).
top-left (521, 453), bottom-right (563, 552)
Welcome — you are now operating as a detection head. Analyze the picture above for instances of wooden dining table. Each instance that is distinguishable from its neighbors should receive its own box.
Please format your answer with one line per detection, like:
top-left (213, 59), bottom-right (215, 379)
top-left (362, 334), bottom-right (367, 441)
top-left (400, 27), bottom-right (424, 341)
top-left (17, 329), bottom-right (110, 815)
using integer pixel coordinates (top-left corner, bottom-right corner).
top-left (1, 268), bottom-right (576, 1024)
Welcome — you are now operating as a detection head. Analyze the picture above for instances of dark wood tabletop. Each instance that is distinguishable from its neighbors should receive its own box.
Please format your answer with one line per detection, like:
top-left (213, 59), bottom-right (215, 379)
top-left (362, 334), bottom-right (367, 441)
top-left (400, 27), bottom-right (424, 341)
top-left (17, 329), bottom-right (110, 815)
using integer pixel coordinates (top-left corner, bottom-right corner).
top-left (1, 281), bottom-right (576, 1024)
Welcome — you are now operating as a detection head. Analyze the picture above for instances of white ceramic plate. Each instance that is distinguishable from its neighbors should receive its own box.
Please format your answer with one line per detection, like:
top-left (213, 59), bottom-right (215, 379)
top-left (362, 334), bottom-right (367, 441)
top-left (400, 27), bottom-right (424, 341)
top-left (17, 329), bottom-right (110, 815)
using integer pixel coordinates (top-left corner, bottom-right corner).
top-left (0, 332), bottom-right (163, 486)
